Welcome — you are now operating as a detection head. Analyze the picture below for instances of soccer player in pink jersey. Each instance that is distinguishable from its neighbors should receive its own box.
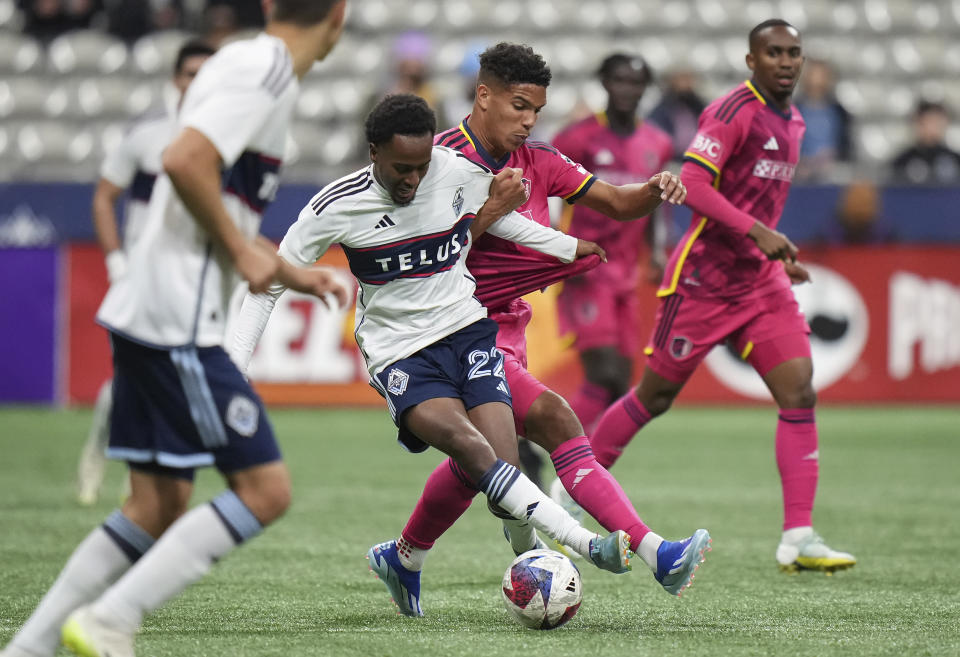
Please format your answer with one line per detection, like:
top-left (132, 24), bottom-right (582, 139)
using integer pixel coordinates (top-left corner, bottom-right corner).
top-left (368, 43), bottom-right (710, 617)
top-left (552, 53), bottom-right (673, 434)
top-left (590, 20), bottom-right (857, 573)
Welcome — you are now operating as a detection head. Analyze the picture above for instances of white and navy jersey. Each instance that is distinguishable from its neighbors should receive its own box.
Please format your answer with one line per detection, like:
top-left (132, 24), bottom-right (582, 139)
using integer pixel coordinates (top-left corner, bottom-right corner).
top-left (100, 105), bottom-right (176, 249)
top-left (275, 146), bottom-right (577, 378)
top-left (97, 33), bottom-right (297, 348)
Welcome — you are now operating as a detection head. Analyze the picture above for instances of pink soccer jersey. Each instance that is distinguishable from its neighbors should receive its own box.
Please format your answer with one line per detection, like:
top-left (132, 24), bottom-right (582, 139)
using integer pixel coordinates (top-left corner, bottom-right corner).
top-left (660, 80), bottom-right (806, 301)
top-left (435, 118), bottom-right (596, 309)
top-left (552, 113), bottom-right (673, 286)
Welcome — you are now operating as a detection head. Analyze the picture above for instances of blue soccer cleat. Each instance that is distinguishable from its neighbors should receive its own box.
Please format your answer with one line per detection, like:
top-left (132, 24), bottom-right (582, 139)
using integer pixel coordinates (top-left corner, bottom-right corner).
top-left (655, 529), bottom-right (711, 596)
top-left (366, 541), bottom-right (423, 617)
top-left (588, 529), bottom-right (632, 574)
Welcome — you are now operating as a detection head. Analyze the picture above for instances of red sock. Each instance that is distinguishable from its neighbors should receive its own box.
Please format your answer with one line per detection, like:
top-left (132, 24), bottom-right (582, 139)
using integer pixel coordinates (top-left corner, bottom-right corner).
top-left (401, 458), bottom-right (478, 549)
top-left (568, 382), bottom-right (612, 434)
top-left (550, 436), bottom-right (650, 552)
top-left (589, 391), bottom-right (651, 469)
top-left (776, 408), bottom-right (819, 530)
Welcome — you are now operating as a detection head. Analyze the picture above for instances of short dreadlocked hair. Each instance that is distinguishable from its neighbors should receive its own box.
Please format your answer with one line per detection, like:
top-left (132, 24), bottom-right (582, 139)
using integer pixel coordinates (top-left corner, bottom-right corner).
top-left (364, 93), bottom-right (437, 146)
top-left (478, 42), bottom-right (552, 88)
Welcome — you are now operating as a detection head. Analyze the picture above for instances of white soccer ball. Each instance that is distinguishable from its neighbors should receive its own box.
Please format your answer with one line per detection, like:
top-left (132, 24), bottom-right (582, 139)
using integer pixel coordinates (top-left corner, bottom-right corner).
top-left (501, 548), bottom-right (582, 630)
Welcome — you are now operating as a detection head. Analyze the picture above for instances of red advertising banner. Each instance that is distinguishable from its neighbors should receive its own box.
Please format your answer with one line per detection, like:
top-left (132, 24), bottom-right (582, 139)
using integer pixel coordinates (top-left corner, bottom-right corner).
top-left (67, 245), bottom-right (113, 403)
top-left (65, 245), bottom-right (960, 405)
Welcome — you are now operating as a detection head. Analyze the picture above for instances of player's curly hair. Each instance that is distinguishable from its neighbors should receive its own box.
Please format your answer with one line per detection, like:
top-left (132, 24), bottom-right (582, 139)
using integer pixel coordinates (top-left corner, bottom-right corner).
top-left (597, 53), bottom-right (652, 84)
top-left (364, 93), bottom-right (437, 146)
top-left (478, 42), bottom-right (552, 88)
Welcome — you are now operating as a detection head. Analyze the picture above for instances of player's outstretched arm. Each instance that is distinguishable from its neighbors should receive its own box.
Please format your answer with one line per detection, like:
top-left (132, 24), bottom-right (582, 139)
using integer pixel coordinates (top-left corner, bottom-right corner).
top-left (574, 172), bottom-right (685, 221)
top-left (91, 177), bottom-right (127, 281)
top-left (471, 167), bottom-right (528, 238)
top-left (162, 127), bottom-right (278, 293)
top-left (486, 211), bottom-right (578, 262)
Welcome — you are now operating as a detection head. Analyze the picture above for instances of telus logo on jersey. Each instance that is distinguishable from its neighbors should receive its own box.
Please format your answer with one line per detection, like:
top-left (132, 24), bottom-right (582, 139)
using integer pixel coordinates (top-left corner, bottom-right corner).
top-left (342, 214), bottom-right (474, 285)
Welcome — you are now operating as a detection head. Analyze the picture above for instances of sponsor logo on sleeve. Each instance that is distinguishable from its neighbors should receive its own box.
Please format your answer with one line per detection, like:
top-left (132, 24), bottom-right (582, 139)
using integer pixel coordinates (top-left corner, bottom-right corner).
top-left (690, 133), bottom-right (724, 160)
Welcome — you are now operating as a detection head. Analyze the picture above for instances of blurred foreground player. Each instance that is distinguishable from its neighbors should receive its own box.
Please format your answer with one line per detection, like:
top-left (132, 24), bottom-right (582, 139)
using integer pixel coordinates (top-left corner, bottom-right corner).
top-left (1, 3), bottom-right (349, 657)
top-left (589, 20), bottom-right (856, 573)
top-left (76, 39), bottom-right (216, 507)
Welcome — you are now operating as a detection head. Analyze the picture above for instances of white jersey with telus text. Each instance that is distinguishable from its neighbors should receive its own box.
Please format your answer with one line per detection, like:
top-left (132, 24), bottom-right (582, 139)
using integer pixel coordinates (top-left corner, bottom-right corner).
top-left (99, 103), bottom-right (176, 249)
top-left (230, 146), bottom-right (578, 378)
top-left (97, 33), bottom-right (297, 348)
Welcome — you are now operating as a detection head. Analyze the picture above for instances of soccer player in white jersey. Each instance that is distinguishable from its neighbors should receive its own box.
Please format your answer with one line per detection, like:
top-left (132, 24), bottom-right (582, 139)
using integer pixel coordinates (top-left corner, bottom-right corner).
top-left (76, 39), bottom-right (216, 507)
top-left (0, 3), bottom-right (348, 657)
top-left (230, 94), bottom-right (632, 617)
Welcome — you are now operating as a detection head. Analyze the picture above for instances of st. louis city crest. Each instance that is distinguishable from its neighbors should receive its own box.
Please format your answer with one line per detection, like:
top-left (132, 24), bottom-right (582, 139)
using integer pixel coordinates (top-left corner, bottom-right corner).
top-left (452, 186), bottom-right (464, 218)
top-left (387, 368), bottom-right (410, 396)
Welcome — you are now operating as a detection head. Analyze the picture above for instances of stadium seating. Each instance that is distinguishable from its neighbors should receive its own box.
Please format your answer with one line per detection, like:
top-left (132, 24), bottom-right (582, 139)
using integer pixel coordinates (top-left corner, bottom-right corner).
top-left (1, 0), bottom-right (959, 182)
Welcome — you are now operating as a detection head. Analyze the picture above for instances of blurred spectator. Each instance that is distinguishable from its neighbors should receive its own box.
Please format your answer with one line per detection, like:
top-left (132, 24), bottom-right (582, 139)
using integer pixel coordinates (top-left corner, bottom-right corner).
top-left (106, 0), bottom-right (182, 43)
top-left (794, 59), bottom-right (853, 181)
top-left (441, 40), bottom-right (486, 130)
top-left (891, 101), bottom-right (960, 185)
top-left (817, 181), bottom-right (896, 245)
top-left (200, 0), bottom-right (262, 46)
top-left (19, 0), bottom-right (102, 42)
top-left (360, 31), bottom-right (444, 159)
top-left (648, 68), bottom-right (706, 160)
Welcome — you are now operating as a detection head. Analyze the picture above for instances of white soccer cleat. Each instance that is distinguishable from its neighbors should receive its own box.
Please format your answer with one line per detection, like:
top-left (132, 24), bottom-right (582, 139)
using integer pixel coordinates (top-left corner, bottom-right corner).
top-left (61, 606), bottom-right (135, 657)
top-left (776, 530), bottom-right (856, 574)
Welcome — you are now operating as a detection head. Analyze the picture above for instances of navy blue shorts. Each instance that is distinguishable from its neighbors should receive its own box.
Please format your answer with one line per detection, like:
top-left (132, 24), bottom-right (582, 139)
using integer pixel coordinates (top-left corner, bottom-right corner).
top-left (373, 318), bottom-right (512, 453)
top-left (107, 333), bottom-right (280, 477)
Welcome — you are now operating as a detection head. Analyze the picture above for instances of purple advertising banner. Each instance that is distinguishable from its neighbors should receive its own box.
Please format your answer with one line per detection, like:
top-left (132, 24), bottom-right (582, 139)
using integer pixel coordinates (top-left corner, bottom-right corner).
top-left (0, 248), bottom-right (58, 402)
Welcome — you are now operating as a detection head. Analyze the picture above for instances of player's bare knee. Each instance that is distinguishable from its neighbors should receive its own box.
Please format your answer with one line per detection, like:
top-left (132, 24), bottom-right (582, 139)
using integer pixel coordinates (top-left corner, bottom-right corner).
top-left (781, 385), bottom-right (816, 410)
top-left (640, 388), bottom-right (675, 417)
top-left (524, 392), bottom-right (582, 451)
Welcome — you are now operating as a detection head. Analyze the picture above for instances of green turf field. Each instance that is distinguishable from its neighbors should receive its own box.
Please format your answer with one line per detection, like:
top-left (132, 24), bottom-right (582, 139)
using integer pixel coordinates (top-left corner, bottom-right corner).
top-left (1, 405), bottom-right (958, 656)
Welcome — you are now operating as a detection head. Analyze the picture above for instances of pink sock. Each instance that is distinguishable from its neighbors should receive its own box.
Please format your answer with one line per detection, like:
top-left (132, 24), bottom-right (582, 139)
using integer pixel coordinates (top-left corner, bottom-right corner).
top-left (401, 458), bottom-right (478, 549)
top-left (550, 436), bottom-right (650, 552)
top-left (589, 391), bottom-right (651, 469)
top-left (569, 381), bottom-right (612, 433)
top-left (776, 408), bottom-right (819, 530)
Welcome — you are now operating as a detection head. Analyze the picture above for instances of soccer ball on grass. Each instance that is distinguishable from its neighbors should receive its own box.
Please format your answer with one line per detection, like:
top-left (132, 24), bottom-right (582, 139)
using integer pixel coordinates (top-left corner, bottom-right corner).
top-left (501, 549), bottom-right (582, 630)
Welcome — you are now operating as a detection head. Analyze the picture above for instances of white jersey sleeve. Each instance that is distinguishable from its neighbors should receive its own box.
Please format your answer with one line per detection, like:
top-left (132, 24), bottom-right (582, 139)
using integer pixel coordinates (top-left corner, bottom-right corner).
top-left (485, 211), bottom-right (578, 262)
top-left (180, 38), bottom-right (293, 167)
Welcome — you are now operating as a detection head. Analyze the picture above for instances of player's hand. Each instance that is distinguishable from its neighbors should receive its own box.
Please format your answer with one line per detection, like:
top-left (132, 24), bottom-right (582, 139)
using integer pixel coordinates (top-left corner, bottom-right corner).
top-left (747, 222), bottom-right (799, 262)
top-left (784, 260), bottom-right (811, 285)
top-left (289, 265), bottom-right (351, 308)
top-left (486, 167), bottom-right (528, 216)
top-left (575, 239), bottom-right (606, 262)
top-left (236, 236), bottom-right (281, 294)
top-left (647, 171), bottom-right (686, 205)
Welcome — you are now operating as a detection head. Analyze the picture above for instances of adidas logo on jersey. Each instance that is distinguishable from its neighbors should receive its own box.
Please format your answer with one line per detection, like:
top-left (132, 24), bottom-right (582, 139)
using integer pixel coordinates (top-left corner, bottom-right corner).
top-left (375, 214), bottom-right (396, 229)
top-left (763, 136), bottom-right (779, 151)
